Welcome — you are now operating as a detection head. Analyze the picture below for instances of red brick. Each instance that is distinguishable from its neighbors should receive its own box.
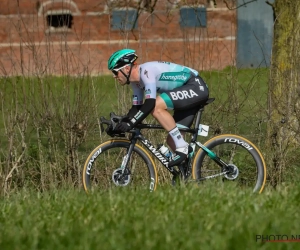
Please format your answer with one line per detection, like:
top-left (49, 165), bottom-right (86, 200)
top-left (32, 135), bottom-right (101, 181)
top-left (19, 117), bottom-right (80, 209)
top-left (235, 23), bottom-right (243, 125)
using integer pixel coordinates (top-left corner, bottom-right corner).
top-left (0, 0), bottom-right (236, 75)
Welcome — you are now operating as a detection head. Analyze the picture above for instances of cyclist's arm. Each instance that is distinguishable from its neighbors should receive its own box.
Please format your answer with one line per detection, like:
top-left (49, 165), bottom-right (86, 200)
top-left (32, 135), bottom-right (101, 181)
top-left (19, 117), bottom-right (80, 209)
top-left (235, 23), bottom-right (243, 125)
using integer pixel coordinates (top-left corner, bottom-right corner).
top-left (129, 98), bottom-right (156, 126)
top-left (128, 73), bottom-right (157, 126)
top-left (127, 105), bottom-right (142, 118)
top-left (127, 83), bottom-right (143, 118)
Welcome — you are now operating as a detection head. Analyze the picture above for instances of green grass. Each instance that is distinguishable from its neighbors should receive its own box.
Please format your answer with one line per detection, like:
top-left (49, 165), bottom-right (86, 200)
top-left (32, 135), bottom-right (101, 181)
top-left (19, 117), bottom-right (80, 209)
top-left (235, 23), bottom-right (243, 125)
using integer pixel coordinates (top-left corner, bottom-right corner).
top-left (0, 68), bottom-right (274, 191)
top-left (0, 67), bottom-right (268, 123)
top-left (200, 67), bottom-right (269, 139)
top-left (0, 68), bottom-right (269, 143)
top-left (2, 68), bottom-right (293, 249)
top-left (0, 183), bottom-right (300, 250)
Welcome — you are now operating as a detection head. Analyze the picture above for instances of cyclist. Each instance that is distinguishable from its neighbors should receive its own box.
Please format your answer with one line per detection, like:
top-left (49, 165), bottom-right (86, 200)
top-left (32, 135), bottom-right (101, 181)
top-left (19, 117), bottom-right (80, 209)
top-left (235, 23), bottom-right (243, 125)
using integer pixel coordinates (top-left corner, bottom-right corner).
top-left (108, 49), bottom-right (209, 167)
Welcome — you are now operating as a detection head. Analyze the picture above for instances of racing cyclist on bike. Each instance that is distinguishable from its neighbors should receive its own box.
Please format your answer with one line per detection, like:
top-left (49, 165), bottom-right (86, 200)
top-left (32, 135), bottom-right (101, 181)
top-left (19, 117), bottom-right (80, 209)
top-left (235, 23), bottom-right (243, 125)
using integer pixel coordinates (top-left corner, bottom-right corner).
top-left (108, 49), bottom-right (209, 167)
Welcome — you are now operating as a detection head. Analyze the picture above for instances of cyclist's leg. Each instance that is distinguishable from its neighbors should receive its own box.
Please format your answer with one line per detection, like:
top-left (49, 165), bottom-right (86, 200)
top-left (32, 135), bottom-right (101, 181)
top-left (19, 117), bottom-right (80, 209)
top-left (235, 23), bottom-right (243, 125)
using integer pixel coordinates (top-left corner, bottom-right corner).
top-left (151, 97), bottom-right (190, 166)
top-left (151, 96), bottom-right (177, 131)
top-left (157, 75), bottom-right (209, 166)
top-left (163, 75), bottom-right (209, 148)
top-left (166, 107), bottom-right (199, 151)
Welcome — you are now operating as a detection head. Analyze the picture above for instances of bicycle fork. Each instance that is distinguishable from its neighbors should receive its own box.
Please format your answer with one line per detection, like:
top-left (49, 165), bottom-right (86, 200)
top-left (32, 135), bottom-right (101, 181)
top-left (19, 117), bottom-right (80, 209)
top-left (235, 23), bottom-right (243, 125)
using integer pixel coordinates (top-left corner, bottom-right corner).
top-left (120, 138), bottom-right (138, 174)
top-left (111, 139), bottom-right (137, 187)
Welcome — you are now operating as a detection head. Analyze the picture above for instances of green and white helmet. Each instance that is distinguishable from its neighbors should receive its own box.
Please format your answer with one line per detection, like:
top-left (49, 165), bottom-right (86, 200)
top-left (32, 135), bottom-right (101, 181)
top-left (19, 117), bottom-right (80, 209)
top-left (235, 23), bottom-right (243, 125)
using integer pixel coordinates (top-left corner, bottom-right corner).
top-left (107, 49), bottom-right (138, 70)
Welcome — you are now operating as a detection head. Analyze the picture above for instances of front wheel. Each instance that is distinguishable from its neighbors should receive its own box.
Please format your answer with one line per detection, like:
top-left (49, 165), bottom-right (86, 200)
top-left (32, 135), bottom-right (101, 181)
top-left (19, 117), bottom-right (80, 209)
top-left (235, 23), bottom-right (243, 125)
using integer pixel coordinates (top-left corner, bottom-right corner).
top-left (82, 139), bottom-right (158, 193)
top-left (192, 134), bottom-right (267, 193)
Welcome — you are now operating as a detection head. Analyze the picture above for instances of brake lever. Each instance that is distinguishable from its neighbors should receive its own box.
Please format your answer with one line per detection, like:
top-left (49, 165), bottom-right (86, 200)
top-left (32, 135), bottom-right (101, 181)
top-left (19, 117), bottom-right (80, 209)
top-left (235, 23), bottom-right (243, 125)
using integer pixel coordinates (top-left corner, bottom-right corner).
top-left (110, 112), bottom-right (129, 122)
top-left (100, 113), bottom-right (129, 133)
top-left (100, 116), bottom-right (113, 131)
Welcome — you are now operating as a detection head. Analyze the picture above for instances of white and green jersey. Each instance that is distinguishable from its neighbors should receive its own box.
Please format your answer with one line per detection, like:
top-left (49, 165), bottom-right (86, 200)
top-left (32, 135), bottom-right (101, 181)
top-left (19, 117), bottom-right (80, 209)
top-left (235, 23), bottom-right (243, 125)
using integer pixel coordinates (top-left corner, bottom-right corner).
top-left (131, 61), bottom-right (199, 105)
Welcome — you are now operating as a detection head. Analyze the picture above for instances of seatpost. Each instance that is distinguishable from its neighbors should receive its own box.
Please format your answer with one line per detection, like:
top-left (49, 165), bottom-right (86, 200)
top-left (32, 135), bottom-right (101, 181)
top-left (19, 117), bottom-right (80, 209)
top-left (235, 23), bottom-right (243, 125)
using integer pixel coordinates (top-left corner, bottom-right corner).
top-left (191, 107), bottom-right (204, 141)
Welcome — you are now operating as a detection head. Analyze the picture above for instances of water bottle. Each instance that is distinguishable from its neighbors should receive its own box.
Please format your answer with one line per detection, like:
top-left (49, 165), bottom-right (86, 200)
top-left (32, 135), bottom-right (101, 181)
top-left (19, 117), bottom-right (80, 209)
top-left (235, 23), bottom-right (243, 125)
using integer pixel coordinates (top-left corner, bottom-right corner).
top-left (157, 144), bottom-right (172, 158)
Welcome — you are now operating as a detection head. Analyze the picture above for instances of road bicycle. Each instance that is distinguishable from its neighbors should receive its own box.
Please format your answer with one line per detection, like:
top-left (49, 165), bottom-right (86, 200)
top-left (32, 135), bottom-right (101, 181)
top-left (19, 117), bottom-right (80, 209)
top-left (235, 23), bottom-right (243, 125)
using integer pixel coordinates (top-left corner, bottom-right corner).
top-left (82, 98), bottom-right (267, 194)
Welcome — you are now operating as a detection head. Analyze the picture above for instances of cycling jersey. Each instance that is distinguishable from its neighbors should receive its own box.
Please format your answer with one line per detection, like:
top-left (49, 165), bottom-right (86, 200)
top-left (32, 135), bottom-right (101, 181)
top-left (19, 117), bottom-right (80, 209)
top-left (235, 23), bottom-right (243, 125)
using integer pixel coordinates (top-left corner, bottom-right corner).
top-left (131, 61), bottom-right (199, 105)
top-left (128, 61), bottom-right (209, 128)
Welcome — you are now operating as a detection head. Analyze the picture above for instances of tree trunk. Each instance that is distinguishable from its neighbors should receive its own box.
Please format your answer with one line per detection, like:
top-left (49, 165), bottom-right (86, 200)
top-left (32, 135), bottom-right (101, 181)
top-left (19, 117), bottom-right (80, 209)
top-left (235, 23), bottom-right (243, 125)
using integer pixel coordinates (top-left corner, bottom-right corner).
top-left (268, 0), bottom-right (300, 186)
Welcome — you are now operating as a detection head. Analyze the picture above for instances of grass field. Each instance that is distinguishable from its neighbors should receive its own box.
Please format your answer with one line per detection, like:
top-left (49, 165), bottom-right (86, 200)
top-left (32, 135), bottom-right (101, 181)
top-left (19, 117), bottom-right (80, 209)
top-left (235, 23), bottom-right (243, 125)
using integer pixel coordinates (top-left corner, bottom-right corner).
top-left (2, 68), bottom-right (297, 249)
top-left (0, 67), bottom-right (268, 145)
top-left (0, 183), bottom-right (299, 250)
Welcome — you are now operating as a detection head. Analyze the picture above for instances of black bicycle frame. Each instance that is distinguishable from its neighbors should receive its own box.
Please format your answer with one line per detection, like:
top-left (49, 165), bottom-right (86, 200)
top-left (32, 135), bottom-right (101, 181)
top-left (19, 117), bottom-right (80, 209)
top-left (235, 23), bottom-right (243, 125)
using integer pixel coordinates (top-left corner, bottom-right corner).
top-left (122, 106), bottom-right (219, 175)
top-left (112, 98), bottom-right (229, 178)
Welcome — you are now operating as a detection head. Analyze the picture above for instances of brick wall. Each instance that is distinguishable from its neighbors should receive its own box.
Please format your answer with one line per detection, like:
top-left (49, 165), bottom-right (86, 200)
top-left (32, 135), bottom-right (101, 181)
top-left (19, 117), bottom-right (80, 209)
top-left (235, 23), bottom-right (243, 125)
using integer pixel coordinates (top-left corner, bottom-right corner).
top-left (0, 0), bottom-right (236, 76)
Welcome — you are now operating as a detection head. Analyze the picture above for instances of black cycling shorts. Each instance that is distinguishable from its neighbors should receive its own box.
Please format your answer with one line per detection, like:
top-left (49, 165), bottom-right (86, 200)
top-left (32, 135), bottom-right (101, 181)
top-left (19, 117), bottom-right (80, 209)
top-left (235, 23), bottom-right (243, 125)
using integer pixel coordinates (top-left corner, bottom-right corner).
top-left (160, 75), bottom-right (209, 128)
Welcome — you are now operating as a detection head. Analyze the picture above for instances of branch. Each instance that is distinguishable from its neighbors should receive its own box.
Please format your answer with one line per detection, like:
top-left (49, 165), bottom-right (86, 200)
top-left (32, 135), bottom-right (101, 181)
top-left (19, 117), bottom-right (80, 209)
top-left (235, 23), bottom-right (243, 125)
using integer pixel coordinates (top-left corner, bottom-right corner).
top-left (266, 1), bottom-right (274, 8)
top-left (223, 0), bottom-right (258, 10)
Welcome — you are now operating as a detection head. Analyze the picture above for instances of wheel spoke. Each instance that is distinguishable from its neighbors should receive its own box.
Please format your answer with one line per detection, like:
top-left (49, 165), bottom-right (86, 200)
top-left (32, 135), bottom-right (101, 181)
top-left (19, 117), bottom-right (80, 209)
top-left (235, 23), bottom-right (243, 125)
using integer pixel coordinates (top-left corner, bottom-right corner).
top-left (83, 141), bottom-right (157, 193)
top-left (193, 135), bottom-right (266, 193)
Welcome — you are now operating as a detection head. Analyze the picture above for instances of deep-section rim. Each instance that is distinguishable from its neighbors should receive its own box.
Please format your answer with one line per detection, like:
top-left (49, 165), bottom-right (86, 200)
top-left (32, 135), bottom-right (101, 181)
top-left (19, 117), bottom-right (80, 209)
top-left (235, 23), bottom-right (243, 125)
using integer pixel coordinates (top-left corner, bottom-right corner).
top-left (82, 139), bottom-right (158, 193)
top-left (192, 134), bottom-right (267, 193)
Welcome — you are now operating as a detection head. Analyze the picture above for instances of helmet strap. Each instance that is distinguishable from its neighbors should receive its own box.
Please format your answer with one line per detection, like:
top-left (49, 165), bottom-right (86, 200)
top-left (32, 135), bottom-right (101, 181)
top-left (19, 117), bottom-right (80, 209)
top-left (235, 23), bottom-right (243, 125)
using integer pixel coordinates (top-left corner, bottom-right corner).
top-left (120, 64), bottom-right (133, 85)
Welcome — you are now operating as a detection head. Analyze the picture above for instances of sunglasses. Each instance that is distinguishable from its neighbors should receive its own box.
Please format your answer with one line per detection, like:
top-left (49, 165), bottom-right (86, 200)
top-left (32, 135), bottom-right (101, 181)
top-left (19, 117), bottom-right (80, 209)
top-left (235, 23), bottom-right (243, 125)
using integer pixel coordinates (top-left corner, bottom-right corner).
top-left (111, 64), bottom-right (128, 76)
top-left (112, 69), bottom-right (118, 76)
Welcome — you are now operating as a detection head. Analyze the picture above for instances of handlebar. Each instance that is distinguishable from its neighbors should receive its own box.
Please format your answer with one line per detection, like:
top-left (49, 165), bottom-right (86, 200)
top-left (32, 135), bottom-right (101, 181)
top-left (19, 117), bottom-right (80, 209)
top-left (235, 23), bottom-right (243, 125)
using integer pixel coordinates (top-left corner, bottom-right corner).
top-left (100, 112), bottom-right (129, 137)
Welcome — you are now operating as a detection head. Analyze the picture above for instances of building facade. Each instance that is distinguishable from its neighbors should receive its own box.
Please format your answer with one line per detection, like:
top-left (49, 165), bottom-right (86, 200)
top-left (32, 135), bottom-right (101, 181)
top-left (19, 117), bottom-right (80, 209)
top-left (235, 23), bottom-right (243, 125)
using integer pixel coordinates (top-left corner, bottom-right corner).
top-left (0, 0), bottom-right (236, 76)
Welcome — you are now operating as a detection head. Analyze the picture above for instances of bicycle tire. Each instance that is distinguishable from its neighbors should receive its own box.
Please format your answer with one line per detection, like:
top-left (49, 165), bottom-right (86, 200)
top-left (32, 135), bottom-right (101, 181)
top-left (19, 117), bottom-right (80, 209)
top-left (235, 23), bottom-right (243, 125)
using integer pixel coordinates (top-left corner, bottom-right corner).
top-left (83, 139), bottom-right (158, 193)
top-left (192, 134), bottom-right (267, 193)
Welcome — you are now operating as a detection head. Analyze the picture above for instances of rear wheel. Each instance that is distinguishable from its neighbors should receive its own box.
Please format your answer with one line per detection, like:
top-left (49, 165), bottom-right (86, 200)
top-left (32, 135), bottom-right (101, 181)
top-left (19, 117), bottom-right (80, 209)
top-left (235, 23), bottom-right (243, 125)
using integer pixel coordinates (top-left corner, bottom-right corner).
top-left (192, 134), bottom-right (266, 193)
top-left (83, 139), bottom-right (158, 193)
